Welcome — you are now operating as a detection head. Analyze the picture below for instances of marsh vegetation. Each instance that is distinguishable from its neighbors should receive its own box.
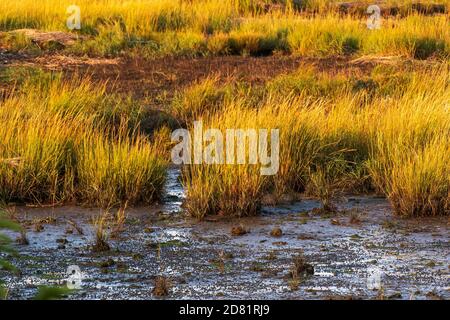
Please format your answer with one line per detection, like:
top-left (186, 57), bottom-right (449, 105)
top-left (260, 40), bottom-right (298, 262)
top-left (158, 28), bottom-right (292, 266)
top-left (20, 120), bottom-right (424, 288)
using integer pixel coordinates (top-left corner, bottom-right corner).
top-left (0, 0), bottom-right (448, 300)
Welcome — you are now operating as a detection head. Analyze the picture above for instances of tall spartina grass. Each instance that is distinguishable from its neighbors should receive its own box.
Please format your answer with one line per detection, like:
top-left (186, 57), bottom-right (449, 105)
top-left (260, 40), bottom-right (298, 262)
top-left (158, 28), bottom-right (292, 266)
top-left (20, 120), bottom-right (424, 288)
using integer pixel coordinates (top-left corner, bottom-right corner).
top-left (181, 63), bottom-right (449, 218)
top-left (0, 72), bottom-right (167, 206)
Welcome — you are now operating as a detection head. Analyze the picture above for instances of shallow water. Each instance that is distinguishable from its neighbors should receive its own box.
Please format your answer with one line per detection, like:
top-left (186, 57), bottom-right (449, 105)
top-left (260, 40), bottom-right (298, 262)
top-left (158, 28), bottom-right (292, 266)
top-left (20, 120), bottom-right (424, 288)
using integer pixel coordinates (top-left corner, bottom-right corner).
top-left (1, 167), bottom-right (448, 300)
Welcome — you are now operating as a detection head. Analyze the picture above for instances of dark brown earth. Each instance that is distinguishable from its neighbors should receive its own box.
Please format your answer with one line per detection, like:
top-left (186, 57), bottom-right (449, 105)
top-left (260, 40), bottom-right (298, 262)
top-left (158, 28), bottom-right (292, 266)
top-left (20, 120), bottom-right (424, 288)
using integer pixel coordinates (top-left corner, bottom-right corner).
top-left (1, 50), bottom-right (379, 99)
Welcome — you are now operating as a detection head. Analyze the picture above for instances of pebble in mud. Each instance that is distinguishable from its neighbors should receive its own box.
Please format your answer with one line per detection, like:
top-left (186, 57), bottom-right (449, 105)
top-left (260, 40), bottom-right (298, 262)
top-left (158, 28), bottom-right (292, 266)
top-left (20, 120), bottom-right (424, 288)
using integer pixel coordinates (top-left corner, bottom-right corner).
top-left (231, 225), bottom-right (249, 236)
top-left (56, 238), bottom-right (68, 244)
top-left (270, 227), bottom-right (283, 237)
top-left (330, 218), bottom-right (341, 226)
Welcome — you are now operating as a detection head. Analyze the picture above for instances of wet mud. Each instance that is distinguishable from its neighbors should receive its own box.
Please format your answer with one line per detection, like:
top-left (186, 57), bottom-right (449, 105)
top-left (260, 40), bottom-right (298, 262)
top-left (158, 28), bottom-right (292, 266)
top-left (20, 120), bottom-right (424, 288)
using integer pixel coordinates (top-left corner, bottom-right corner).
top-left (1, 168), bottom-right (448, 300)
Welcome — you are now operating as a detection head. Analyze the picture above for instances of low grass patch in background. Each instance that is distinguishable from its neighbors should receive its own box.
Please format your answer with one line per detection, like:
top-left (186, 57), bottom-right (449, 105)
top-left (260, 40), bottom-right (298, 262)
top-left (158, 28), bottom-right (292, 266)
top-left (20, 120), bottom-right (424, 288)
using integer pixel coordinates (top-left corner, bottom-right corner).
top-left (0, 1), bottom-right (448, 59)
top-left (0, 69), bottom-right (167, 207)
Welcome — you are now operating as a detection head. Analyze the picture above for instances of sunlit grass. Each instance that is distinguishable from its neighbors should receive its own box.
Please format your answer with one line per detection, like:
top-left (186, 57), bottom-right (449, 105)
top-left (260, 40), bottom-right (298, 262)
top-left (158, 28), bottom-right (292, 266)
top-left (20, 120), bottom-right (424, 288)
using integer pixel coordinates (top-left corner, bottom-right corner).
top-left (0, 1), bottom-right (448, 58)
top-left (0, 72), bottom-right (167, 207)
top-left (179, 63), bottom-right (449, 218)
top-left (0, 1), bottom-right (448, 217)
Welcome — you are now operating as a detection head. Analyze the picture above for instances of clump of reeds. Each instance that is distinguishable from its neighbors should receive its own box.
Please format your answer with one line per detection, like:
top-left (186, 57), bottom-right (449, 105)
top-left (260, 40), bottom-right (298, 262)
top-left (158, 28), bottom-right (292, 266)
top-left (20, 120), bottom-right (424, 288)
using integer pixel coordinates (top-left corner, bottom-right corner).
top-left (288, 253), bottom-right (314, 290)
top-left (0, 71), bottom-right (168, 207)
top-left (367, 65), bottom-right (450, 216)
top-left (92, 211), bottom-right (111, 252)
top-left (290, 253), bottom-right (314, 279)
top-left (152, 276), bottom-right (171, 297)
top-left (181, 63), bottom-right (449, 218)
top-left (171, 76), bottom-right (227, 125)
top-left (111, 201), bottom-right (128, 238)
top-left (307, 152), bottom-right (352, 213)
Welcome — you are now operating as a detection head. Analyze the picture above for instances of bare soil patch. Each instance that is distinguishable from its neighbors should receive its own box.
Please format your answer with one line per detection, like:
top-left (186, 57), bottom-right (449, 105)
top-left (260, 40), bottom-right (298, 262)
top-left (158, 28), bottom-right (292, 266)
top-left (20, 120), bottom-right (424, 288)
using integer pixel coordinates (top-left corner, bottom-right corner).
top-left (1, 52), bottom-right (377, 99)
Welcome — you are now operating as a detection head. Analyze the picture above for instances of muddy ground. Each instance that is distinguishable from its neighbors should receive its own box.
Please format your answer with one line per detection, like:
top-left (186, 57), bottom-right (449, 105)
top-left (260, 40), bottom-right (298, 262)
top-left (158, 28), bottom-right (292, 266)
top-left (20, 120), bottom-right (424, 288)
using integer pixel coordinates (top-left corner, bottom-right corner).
top-left (0, 49), bottom-right (381, 98)
top-left (1, 168), bottom-right (448, 300)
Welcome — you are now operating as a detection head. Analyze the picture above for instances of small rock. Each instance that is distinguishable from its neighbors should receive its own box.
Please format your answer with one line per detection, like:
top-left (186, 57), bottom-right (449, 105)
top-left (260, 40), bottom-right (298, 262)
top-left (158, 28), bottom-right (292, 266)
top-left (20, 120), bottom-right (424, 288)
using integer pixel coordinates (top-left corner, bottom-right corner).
top-left (56, 238), bottom-right (68, 244)
top-left (231, 225), bottom-right (248, 236)
top-left (270, 227), bottom-right (283, 237)
top-left (99, 258), bottom-right (115, 268)
top-left (331, 218), bottom-right (341, 226)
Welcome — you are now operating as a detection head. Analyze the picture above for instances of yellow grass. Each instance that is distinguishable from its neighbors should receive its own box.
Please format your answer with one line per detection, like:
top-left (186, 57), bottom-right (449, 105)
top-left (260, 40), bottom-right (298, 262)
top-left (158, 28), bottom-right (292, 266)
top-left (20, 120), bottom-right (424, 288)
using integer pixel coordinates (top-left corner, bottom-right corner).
top-left (0, 71), bottom-right (167, 207)
top-left (0, 1), bottom-right (448, 217)
top-left (180, 63), bottom-right (449, 218)
top-left (0, 1), bottom-right (448, 58)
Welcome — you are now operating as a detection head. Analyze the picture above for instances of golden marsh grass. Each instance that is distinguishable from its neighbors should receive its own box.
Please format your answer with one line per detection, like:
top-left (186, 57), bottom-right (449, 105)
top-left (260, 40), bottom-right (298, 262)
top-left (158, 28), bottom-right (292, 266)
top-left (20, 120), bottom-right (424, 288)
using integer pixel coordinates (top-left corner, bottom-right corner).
top-left (179, 63), bottom-right (449, 218)
top-left (0, 1), bottom-right (448, 58)
top-left (0, 72), bottom-right (167, 207)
